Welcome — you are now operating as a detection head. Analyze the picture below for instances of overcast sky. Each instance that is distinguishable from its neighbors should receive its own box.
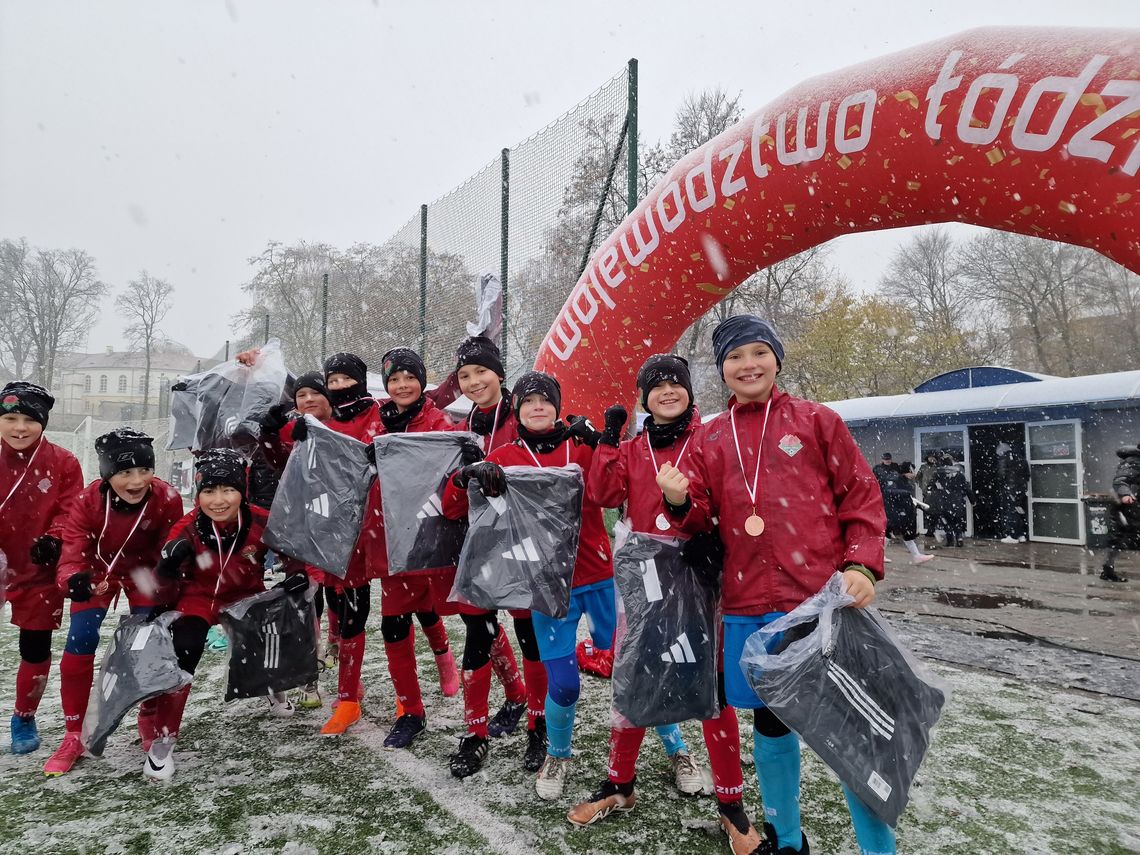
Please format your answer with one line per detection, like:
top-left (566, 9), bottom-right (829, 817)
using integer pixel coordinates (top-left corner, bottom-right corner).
top-left (1, 0), bottom-right (1133, 360)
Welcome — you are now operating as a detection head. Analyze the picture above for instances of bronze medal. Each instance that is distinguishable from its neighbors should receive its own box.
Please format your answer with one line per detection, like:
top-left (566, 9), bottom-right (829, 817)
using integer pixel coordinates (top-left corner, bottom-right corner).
top-left (744, 513), bottom-right (765, 537)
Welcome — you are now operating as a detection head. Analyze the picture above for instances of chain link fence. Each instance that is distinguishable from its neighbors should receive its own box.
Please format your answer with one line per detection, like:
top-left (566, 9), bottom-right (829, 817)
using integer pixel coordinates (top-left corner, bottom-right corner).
top-left (238, 62), bottom-right (636, 385)
top-left (46, 416), bottom-right (195, 496)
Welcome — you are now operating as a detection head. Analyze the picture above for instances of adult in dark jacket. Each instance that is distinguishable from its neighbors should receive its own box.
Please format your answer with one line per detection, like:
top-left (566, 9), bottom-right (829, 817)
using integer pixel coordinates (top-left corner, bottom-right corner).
top-left (931, 453), bottom-right (974, 547)
top-left (1101, 445), bottom-right (1140, 582)
top-left (884, 462), bottom-right (933, 564)
top-left (872, 453), bottom-right (897, 493)
top-left (996, 443), bottom-right (1030, 543)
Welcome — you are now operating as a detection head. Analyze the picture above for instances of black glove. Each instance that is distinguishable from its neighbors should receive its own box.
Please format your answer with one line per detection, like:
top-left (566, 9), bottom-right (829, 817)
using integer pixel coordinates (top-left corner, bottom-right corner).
top-left (67, 573), bottom-right (94, 602)
top-left (170, 381), bottom-right (189, 392)
top-left (365, 442), bottom-right (377, 467)
top-left (274, 573), bottom-right (309, 596)
top-left (459, 438), bottom-right (485, 466)
top-left (291, 417), bottom-right (309, 443)
top-left (145, 604), bottom-right (173, 623)
top-left (259, 403), bottom-right (292, 435)
top-left (600, 405), bottom-right (628, 447)
top-left (459, 461), bottom-right (507, 498)
top-left (565, 414), bottom-right (602, 449)
top-left (29, 535), bottom-right (61, 566)
top-left (681, 529), bottom-right (725, 590)
top-left (156, 538), bottom-right (194, 581)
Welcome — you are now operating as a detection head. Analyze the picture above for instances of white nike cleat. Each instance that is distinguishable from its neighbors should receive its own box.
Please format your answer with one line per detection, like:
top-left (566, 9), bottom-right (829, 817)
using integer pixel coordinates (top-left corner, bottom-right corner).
top-left (142, 741), bottom-right (176, 782)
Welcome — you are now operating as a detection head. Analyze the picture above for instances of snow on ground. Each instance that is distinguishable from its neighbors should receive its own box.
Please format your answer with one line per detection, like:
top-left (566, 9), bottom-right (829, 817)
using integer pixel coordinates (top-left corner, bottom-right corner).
top-left (1, 603), bottom-right (1137, 855)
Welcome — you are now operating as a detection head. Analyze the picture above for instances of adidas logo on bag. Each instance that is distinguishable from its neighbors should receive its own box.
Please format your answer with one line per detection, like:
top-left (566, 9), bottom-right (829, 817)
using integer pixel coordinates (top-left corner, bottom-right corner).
top-left (661, 632), bottom-right (697, 664)
top-left (307, 493), bottom-right (330, 517)
top-left (501, 537), bottom-right (540, 563)
top-left (263, 623), bottom-right (281, 671)
top-left (417, 495), bottom-right (443, 520)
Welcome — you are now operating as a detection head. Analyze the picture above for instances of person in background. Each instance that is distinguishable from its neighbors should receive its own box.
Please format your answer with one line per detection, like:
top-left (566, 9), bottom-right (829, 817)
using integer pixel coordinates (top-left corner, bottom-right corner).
top-left (995, 443), bottom-right (1030, 544)
top-left (1101, 444), bottom-right (1139, 583)
top-left (872, 452), bottom-right (897, 493)
top-left (932, 453), bottom-right (974, 548)
top-left (884, 462), bottom-right (934, 565)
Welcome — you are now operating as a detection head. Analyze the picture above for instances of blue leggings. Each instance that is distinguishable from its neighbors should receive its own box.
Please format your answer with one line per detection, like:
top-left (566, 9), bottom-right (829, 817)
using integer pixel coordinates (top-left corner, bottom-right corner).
top-left (65, 606), bottom-right (151, 655)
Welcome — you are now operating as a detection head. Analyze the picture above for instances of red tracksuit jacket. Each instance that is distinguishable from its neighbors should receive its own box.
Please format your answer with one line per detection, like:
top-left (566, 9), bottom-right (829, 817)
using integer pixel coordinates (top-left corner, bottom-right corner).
top-left (452, 398), bottom-right (520, 454)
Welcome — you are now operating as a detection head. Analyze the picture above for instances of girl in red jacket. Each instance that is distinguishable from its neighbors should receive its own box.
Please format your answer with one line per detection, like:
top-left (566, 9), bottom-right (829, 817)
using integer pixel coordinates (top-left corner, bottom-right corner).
top-left (43, 429), bottom-right (185, 775)
top-left (370, 347), bottom-right (459, 750)
top-left (145, 449), bottom-right (307, 781)
top-left (0, 382), bottom-right (83, 756)
top-left (568, 354), bottom-right (724, 826)
top-left (662, 315), bottom-right (892, 855)
top-left (445, 371), bottom-right (612, 801)
top-left (442, 337), bottom-right (540, 779)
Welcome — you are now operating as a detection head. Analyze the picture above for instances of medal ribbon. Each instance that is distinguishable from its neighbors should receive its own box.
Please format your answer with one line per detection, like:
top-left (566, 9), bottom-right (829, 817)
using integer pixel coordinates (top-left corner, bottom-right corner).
top-left (729, 397), bottom-right (773, 517)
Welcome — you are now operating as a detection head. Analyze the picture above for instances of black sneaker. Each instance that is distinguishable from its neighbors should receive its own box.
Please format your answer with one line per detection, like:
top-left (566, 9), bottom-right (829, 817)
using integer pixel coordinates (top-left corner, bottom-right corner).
top-left (487, 700), bottom-right (526, 738)
top-left (523, 717), bottom-right (547, 773)
top-left (383, 714), bottom-right (426, 749)
top-left (760, 821), bottom-right (810, 854)
top-left (1101, 566), bottom-right (1129, 582)
top-left (449, 734), bottom-right (489, 778)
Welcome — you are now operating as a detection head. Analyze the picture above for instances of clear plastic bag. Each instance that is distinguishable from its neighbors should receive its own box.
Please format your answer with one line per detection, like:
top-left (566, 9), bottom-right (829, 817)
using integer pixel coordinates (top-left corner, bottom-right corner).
top-left (374, 431), bottom-right (479, 574)
top-left (740, 573), bottom-right (949, 827)
top-left (81, 611), bottom-right (192, 757)
top-left (611, 524), bottom-right (720, 729)
top-left (166, 339), bottom-right (289, 454)
top-left (263, 416), bottom-right (373, 579)
top-left (166, 389), bottom-right (200, 452)
top-left (219, 586), bottom-right (319, 700)
top-left (450, 464), bottom-right (583, 618)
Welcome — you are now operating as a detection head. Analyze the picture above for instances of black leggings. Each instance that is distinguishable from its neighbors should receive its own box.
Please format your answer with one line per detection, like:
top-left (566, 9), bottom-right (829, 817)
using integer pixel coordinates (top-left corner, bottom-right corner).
top-left (171, 616), bottom-right (210, 675)
top-left (379, 611), bottom-right (441, 644)
top-left (512, 615), bottom-right (540, 663)
top-left (324, 585), bottom-right (371, 640)
top-left (18, 629), bottom-right (52, 664)
top-left (460, 613), bottom-right (500, 670)
top-left (714, 670), bottom-right (790, 737)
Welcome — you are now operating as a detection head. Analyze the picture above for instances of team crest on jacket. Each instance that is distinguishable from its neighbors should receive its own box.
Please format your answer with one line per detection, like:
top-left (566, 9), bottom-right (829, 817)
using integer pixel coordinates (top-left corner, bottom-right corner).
top-left (778, 434), bottom-right (803, 457)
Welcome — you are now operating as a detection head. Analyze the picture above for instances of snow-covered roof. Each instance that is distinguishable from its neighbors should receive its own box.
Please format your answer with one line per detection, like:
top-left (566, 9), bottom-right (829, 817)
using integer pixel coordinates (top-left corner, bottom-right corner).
top-left (825, 370), bottom-right (1140, 425)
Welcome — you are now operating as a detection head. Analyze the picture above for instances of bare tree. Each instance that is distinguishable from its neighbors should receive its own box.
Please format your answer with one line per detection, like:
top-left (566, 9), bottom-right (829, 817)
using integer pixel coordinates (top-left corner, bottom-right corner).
top-left (879, 228), bottom-right (973, 332)
top-left (116, 271), bottom-right (173, 418)
top-left (667, 87), bottom-right (744, 161)
top-left (0, 240), bottom-right (35, 380)
top-left (0, 239), bottom-right (107, 385)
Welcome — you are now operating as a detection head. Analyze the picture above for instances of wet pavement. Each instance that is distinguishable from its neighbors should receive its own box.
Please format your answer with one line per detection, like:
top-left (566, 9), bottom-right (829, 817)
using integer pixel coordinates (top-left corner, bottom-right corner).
top-left (878, 538), bottom-right (1140, 700)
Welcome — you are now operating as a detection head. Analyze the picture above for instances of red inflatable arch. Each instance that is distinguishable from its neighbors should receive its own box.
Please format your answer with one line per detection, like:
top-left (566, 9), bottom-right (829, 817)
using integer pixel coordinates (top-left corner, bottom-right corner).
top-left (534, 26), bottom-right (1140, 419)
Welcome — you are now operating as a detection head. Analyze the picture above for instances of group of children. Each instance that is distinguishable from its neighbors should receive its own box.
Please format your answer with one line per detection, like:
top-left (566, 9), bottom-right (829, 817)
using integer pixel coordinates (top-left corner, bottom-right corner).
top-left (1, 314), bottom-right (898, 855)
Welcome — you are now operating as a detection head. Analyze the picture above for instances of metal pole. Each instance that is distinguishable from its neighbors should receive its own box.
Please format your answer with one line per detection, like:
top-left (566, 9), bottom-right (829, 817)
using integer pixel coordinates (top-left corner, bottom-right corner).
top-left (321, 273), bottom-right (329, 362)
top-left (263, 313), bottom-right (269, 344)
top-left (500, 148), bottom-right (510, 364)
top-left (578, 116), bottom-right (629, 281)
top-left (627, 57), bottom-right (638, 213)
top-left (224, 340), bottom-right (230, 362)
top-left (419, 204), bottom-right (428, 357)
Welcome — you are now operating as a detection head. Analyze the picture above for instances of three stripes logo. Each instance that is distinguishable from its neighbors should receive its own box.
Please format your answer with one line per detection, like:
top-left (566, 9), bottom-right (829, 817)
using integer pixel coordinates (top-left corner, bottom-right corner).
top-left (660, 632), bottom-right (697, 664)
top-left (417, 494), bottom-right (444, 520)
top-left (826, 661), bottom-right (896, 741)
top-left (307, 493), bottom-right (330, 517)
top-left (263, 623), bottom-right (281, 671)
top-left (501, 537), bottom-right (541, 563)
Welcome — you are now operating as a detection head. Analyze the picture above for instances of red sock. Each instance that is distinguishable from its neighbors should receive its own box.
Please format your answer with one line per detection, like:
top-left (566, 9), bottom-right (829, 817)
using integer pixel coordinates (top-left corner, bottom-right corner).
top-left (489, 624), bottom-right (526, 704)
top-left (462, 662), bottom-right (493, 738)
top-left (338, 633), bottom-right (365, 702)
top-left (608, 726), bottom-right (646, 785)
top-left (522, 658), bottom-right (547, 730)
top-left (327, 610), bottom-right (340, 643)
top-left (14, 658), bottom-right (52, 719)
top-left (59, 652), bottom-right (95, 733)
top-left (703, 706), bottom-right (745, 804)
top-left (154, 684), bottom-right (192, 741)
top-left (384, 635), bottom-right (425, 718)
top-left (420, 616), bottom-right (449, 654)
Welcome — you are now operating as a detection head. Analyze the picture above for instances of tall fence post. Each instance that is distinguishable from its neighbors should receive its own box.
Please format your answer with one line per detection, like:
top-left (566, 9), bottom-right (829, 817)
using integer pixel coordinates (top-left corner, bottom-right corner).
top-left (627, 58), bottom-right (638, 213)
top-left (321, 273), bottom-right (329, 362)
top-left (419, 204), bottom-right (428, 358)
top-left (224, 340), bottom-right (230, 362)
top-left (500, 148), bottom-right (510, 364)
top-left (263, 313), bottom-right (270, 344)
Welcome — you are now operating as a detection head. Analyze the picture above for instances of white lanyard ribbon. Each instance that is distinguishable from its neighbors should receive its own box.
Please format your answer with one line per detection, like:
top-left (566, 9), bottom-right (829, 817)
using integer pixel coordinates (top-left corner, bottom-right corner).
top-left (0, 441), bottom-right (42, 515)
top-left (521, 440), bottom-right (570, 469)
top-left (96, 493), bottom-right (148, 579)
top-left (645, 432), bottom-right (691, 475)
top-left (208, 509), bottom-right (244, 610)
top-left (729, 398), bottom-right (773, 512)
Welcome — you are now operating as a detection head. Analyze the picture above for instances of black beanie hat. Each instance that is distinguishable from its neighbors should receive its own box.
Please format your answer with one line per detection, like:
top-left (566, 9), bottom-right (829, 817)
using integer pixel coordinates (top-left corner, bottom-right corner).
top-left (636, 354), bottom-right (694, 411)
top-left (323, 352), bottom-right (368, 390)
top-left (291, 371), bottom-right (329, 403)
top-left (381, 347), bottom-right (427, 391)
top-left (194, 449), bottom-right (247, 497)
top-left (96, 428), bottom-right (156, 480)
top-left (513, 371), bottom-right (561, 419)
top-left (455, 336), bottom-right (505, 380)
top-left (712, 314), bottom-right (786, 377)
top-left (0, 381), bottom-right (55, 428)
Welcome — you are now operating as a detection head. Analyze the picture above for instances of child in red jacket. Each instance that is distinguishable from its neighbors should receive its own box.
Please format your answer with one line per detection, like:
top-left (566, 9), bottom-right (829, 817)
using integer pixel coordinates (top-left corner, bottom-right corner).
top-left (0, 382), bottom-right (83, 755)
top-left (662, 315), bottom-right (892, 855)
top-left (43, 429), bottom-right (184, 776)
top-left (145, 449), bottom-right (308, 781)
top-left (444, 371), bottom-right (611, 801)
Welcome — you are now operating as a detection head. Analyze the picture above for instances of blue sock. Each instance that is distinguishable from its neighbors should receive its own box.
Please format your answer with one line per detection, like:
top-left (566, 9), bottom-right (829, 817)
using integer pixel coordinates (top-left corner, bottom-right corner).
top-left (654, 723), bottom-right (687, 756)
top-left (753, 730), bottom-right (803, 851)
top-left (544, 696), bottom-right (577, 759)
top-left (842, 784), bottom-right (896, 855)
